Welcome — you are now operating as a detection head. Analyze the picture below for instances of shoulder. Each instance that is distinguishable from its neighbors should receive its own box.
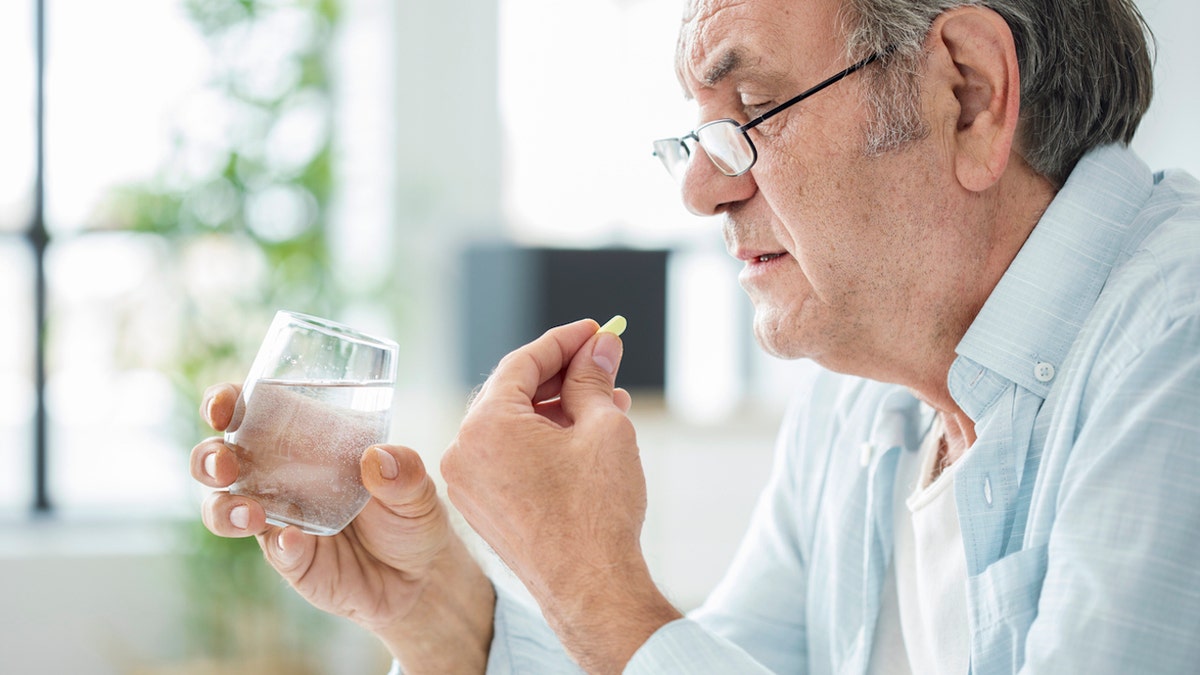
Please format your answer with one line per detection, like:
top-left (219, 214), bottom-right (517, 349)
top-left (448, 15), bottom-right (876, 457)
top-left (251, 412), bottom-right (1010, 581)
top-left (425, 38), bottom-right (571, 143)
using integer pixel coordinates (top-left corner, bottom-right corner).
top-left (1131, 171), bottom-right (1200, 310)
top-left (1100, 171), bottom-right (1200, 342)
top-left (1067, 171), bottom-right (1200, 406)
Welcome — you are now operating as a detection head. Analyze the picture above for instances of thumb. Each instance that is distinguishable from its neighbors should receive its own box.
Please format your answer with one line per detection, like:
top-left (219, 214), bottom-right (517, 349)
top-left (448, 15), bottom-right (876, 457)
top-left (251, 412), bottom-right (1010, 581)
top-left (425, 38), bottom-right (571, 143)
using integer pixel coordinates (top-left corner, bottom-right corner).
top-left (560, 328), bottom-right (624, 422)
top-left (361, 444), bottom-right (440, 518)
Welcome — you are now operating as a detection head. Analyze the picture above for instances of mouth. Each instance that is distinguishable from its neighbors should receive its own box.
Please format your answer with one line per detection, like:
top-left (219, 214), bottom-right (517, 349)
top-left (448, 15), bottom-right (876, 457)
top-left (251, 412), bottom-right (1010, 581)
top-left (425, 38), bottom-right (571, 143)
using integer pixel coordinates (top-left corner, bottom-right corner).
top-left (736, 249), bottom-right (789, 266)
top-left (733, 248), bottom-right (791, 287)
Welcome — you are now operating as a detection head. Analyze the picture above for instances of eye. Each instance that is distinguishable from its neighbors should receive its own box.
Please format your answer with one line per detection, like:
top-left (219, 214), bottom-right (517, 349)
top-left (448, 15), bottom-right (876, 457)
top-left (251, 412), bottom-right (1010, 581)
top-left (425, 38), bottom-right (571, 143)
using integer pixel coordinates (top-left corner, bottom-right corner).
top-left (740, 97), bottom-right (775, 119)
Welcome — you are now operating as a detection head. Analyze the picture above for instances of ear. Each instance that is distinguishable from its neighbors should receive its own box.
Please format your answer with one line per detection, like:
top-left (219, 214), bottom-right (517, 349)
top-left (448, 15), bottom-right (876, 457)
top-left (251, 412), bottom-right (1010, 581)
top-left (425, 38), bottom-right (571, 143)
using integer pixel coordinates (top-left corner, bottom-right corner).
top-left (924, 7), bottom-right (1020, 193)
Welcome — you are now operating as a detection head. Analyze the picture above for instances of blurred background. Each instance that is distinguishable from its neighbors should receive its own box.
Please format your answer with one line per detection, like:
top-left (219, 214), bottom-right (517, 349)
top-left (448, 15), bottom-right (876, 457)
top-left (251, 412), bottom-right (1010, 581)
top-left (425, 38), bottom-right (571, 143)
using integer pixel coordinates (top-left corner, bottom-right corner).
top-left (0, 0), bottom-right (1196, 672)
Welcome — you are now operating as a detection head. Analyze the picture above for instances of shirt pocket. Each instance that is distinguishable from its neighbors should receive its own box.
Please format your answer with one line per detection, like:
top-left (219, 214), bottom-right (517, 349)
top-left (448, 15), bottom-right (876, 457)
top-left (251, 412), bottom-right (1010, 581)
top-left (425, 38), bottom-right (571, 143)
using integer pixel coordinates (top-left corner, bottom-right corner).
top-left (965, 543), bottom-right (1049, 675)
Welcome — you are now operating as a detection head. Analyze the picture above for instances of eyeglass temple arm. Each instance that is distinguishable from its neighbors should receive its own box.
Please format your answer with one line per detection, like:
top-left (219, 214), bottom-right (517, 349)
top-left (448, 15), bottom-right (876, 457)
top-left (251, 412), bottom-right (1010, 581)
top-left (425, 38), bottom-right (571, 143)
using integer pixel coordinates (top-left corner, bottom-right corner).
top-left (739, 47), bottom-right (894, 133)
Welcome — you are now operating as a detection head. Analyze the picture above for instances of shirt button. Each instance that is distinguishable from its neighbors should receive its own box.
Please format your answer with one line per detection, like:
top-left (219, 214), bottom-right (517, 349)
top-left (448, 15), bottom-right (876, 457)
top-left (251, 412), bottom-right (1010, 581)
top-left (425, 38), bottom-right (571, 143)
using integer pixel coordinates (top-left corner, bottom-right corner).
top-left (1034, 361), bottom-right (1056, 383)
top-left (983, 477), bottom-right (994, 506)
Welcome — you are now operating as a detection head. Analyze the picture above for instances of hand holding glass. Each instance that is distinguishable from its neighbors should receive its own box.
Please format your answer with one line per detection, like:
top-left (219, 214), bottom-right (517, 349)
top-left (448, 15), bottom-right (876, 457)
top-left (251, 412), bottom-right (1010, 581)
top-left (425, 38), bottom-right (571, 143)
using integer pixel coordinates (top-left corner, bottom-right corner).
top-left (224, 311), bottom-right (398, 536)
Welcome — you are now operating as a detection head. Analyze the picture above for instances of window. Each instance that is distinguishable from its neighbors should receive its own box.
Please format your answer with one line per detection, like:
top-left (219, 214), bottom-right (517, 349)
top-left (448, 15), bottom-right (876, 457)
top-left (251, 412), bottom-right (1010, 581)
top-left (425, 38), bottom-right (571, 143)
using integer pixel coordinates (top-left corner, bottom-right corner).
top-left (0, 0), bottom-right (38, 515)
top-left (5, 0), bottom-right (372, 520)
top-left (0, 1), bottom-right (35, 234)
top-left (0, 242), bottom-right (35, 513)
top-left (37, 1), bottom-right (208, 517)
top-left (499, 0), bottom-right (712, 247)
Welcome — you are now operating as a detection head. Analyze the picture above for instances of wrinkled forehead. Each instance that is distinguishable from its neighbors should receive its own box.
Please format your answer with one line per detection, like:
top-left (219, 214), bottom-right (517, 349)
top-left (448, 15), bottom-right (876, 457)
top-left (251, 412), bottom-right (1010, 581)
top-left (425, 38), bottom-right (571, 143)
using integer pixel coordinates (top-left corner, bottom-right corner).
top-left (675, 0), bottom-right (842, 97)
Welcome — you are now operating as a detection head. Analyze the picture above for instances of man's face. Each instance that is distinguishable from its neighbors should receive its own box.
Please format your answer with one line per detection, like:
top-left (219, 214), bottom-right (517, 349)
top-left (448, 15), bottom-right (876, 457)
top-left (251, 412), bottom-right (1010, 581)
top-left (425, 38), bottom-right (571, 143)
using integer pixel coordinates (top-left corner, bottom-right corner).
top-left (677, 0), bottom-right (954, 376)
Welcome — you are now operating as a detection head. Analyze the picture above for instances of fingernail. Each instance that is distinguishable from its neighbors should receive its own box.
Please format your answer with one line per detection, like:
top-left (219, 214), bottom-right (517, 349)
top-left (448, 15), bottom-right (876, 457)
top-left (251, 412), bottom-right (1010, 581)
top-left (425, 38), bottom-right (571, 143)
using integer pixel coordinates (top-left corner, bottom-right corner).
top-left (204, 453), bottom-right (218, 479)
top-left (203, 394), bottom-right (216, 422)
top-left (593, 332), bottom-right (621, 375)
top-left (374, 447), bottom-right (398, 480)
top-left (277, 531), bottom-right (300, 565)
top-left (230, 505), bottom-right (249, 530)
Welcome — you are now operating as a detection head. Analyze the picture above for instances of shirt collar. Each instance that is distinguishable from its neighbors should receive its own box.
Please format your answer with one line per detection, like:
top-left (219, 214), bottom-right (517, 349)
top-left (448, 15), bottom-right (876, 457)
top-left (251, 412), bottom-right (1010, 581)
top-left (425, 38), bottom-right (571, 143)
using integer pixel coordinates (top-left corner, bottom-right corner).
top-left (949, 145), bottom-right (1154, 419)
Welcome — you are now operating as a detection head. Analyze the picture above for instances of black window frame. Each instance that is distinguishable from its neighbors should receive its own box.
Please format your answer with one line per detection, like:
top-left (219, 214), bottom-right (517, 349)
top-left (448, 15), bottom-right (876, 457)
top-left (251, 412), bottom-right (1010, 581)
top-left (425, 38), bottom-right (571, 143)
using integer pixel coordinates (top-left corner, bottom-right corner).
top-left (24, 0), bottom-right (49, 513)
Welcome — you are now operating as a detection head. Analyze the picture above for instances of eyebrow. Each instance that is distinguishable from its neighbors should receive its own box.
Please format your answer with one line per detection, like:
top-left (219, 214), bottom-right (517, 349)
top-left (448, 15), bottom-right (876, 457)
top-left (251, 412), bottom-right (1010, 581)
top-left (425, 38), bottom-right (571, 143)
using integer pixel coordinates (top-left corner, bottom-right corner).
top-left (675, 47), bottom-right (748, 99)
top-left (675, 41), bottom-right (778, 100)
top-left (702, 48), bottom-right (744, 87)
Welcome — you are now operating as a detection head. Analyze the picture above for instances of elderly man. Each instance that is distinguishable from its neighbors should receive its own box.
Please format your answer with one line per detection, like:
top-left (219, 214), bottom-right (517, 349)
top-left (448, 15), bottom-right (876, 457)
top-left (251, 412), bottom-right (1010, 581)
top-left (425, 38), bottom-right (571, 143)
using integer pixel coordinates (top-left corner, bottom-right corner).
top-left (192, 0), bottom-right (1200, 672)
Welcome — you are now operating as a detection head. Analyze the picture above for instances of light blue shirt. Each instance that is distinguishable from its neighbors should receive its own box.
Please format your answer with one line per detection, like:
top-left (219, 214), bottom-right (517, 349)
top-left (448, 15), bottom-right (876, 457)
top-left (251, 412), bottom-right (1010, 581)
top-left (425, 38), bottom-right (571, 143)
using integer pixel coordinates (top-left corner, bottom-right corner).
top-left (393, 144), bottom-right (1200, 674)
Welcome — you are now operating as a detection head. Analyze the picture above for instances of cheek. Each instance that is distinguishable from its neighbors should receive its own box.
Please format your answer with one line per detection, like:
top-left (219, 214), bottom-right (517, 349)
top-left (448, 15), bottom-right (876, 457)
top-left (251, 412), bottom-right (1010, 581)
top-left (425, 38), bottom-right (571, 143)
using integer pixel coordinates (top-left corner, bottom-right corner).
top-left (757, 146), bottom-right (878, 251)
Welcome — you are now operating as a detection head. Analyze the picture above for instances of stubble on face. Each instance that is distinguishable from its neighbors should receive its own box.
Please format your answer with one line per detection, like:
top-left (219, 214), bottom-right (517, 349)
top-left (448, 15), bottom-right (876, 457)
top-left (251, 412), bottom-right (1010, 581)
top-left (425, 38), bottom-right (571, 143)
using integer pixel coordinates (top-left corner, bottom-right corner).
top-left (677, 0), bottom-right (846, 355)
top-left (677, 0), bottom-right (959, 380)
top-left (678, 0), bottom-right (1061, 428)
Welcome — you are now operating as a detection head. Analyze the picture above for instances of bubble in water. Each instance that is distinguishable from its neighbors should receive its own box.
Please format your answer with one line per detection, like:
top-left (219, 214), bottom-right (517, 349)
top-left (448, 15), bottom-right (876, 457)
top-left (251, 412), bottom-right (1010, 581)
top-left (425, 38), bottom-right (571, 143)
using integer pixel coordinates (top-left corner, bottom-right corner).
top-left (226, 379), bottom-right (392, 534)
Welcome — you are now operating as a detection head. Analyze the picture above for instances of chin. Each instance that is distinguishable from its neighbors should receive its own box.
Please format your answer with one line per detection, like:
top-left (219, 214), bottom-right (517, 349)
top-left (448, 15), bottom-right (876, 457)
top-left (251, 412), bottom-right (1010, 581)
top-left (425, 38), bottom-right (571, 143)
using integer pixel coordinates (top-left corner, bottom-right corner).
top-left (751, 310), bottom-right (810, 361)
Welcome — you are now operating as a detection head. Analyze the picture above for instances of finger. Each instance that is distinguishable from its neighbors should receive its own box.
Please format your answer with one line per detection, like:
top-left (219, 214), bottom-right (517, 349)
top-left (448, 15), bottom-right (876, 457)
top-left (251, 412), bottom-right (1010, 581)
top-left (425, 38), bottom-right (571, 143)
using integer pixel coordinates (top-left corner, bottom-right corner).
top-left (613, 387), bottom-right (633, 414)
top-left (530, 345), bottom-right (631, 426)
top-left (201, 383), bottom-right (242, 431)
top-left (533, 372), bottom-right (566, 404)
top-left (361, 445), bottom-right (441, 520)
top-left (532, 390), bottom-right (628, 425)
top-left (481, 319), bottom-right (599, 406)
top-left (201, 491), bottom-right (268, 538)
top-left (559, 330), bottom-right (624, 423)
top-left (533, 397), bottom-right (570, 427)
top-left (190, 437), bottom-right (239, 488)
top-left (259, 525), bottom-right (314, 573)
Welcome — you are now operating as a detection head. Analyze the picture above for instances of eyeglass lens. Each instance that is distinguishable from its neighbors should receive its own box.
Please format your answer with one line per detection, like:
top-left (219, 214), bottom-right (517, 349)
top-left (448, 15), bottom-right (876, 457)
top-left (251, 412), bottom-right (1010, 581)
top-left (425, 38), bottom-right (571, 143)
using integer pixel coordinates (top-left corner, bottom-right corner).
top-left (653, 138), bottom-right (690, 180)
top-left (654, 122), bottom-right (755, 180)
top-left (696, 121), bottom-right (755, 176)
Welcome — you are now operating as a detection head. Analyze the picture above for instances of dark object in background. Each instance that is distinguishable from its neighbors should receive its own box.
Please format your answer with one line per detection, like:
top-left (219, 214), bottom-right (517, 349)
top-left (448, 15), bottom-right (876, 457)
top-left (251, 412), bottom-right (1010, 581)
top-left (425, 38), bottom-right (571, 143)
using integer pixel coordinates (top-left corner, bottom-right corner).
top-left (461, 242), bottom-right (669, 390)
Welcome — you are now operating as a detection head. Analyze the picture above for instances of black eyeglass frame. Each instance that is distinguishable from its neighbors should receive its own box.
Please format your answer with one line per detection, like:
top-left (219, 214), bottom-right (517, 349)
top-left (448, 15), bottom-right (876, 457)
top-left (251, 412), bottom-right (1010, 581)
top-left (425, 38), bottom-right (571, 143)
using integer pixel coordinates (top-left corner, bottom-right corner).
top-left (654, 49), bottom-right (890, 178)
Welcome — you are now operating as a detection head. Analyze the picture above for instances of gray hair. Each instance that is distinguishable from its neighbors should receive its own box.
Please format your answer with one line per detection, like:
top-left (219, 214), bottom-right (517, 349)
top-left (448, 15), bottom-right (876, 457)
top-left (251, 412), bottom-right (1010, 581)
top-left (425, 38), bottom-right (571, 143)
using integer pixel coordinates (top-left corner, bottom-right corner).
top-left (840, 0), bottom-right (1155, 184)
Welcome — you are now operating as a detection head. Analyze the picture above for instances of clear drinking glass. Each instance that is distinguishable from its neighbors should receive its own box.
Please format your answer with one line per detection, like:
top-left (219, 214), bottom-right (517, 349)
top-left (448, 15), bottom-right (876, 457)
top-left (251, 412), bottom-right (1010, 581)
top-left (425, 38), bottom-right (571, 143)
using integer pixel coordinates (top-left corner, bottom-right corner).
top-left (225, 310), bottom-right (398, 535)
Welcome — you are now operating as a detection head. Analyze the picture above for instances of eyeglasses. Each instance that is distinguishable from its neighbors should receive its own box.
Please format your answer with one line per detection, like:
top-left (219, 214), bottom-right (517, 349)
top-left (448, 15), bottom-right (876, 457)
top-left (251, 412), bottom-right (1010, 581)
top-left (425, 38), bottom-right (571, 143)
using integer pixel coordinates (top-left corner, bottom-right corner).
top-left (652, 50), bottom-right (888, 180)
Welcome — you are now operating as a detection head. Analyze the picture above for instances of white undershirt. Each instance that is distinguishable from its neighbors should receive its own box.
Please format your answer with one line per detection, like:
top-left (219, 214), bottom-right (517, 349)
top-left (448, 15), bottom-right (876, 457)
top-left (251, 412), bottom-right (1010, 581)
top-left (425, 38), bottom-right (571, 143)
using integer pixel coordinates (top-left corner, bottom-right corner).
top-left (867, 414), bottom-right (971, 675)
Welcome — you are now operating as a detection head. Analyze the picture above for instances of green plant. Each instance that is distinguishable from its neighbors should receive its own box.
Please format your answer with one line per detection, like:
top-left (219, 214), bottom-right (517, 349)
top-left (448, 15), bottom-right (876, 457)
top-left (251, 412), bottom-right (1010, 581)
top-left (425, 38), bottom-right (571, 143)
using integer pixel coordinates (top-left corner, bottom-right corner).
top-left (103, 0), bottom-right (376, 666)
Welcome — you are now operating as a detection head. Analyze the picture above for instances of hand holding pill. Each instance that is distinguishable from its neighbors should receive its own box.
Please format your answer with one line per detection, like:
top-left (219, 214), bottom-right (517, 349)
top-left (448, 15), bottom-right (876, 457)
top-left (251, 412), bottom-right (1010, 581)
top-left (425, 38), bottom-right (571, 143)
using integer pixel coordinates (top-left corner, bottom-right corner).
top-left (442, 316), bottom-right (681, 673)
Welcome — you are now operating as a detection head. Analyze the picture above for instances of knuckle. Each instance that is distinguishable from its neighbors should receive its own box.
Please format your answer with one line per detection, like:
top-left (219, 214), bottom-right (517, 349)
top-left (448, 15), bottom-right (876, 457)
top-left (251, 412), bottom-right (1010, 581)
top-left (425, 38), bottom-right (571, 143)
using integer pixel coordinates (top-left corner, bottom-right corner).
top-left (439, 444), bottom-right (460, 484)
top-left (200, 493), bottom-right (222, 533)
top-left (589, 407), bottom-right (637, 442)
top-left (573, 369), bottom-right (613, 390)
top-left (441, 428), bottom-right (485, 486)
top-left (464, 383), bottom-right (486, 411)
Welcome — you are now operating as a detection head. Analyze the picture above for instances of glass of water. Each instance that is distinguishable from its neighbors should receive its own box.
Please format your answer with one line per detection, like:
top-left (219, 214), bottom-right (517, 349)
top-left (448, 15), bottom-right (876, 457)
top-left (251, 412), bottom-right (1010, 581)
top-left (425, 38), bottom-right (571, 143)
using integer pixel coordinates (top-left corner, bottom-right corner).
top-left (224, 310), bottom-right (398, 536)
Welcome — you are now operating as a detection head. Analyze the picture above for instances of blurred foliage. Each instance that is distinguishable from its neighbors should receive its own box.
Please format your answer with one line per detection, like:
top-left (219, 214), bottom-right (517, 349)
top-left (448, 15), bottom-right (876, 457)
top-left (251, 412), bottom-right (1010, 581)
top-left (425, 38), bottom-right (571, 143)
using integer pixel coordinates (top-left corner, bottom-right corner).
top-left (104, 0), bottom-right (365, 667)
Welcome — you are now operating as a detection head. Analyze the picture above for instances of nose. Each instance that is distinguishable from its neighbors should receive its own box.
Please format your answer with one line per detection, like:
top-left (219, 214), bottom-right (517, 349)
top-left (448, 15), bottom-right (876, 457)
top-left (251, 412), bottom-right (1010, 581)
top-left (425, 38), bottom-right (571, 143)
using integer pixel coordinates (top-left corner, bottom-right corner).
top-left (680, 147), bottom-right (758, 217)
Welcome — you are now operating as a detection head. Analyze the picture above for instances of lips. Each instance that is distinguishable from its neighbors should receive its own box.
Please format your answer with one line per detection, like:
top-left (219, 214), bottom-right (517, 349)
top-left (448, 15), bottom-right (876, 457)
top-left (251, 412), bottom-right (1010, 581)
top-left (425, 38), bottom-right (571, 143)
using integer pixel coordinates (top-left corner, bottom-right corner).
top-left (733, 247), bottom-right (790, 288)
top-left (725, 221), bottom-right (789, 270)
top-left (734, 249), bottom-right (789, 265)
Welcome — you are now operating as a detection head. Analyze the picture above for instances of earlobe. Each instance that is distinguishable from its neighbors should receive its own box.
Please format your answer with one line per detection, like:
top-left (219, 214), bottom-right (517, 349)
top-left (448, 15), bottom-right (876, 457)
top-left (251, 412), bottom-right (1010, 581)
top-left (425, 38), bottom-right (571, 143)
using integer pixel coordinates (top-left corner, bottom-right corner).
top-left (927, 7), bottom-right (1021, 192)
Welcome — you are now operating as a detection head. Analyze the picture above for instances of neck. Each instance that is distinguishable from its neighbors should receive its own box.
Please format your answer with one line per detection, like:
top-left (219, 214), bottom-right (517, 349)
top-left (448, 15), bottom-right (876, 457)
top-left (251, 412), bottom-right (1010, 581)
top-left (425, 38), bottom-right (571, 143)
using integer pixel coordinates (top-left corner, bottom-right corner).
top-left (936, 408), bottom-right (976, 468)
top-left (910, 156), bottom-right (1057, 465)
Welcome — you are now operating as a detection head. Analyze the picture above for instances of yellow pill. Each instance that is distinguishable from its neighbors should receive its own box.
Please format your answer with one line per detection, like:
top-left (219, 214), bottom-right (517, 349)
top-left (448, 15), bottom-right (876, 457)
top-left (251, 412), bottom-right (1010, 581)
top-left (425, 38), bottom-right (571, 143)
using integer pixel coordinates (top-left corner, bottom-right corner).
top-left (597, 315), bottom-right (627, 337)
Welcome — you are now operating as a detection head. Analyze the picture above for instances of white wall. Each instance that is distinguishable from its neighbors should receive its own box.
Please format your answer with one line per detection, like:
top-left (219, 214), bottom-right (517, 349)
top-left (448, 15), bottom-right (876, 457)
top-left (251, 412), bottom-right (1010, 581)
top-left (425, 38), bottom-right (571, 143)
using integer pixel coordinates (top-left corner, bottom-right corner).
top-left (1132, 0), bottom-right (1200, 177)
